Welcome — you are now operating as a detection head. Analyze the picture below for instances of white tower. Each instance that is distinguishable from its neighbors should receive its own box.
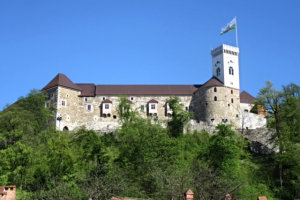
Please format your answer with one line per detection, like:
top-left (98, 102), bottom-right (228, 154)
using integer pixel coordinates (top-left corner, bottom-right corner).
top-left (211, 44), bottom-right (240, 90)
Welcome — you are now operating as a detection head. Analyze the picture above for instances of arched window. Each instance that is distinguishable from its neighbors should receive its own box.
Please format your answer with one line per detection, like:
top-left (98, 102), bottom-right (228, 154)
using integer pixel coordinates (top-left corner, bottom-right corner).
top-left (216, 68), bottom-right (221, 76)
top-left (214, 87), bottom-right (217, 92)
top-left (63, 126), bottom-right (69, 131)
top-left (229, 67), bottom-right (234, 75)
top-left (214, 96), bottom-right (217, 101)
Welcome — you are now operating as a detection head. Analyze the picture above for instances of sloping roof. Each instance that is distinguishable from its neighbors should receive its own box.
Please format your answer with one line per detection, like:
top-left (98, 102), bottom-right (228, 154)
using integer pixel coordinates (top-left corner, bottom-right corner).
top-left (95, 85), bottom-right (200, 95)
top-left (102, 99), bottom-right (112, 103)
top-left (43, 73), bottom-right (82, 91)
top-left (148, 99), bottom-right (158, 103)
top-left (77, 84), bottom-right (96, 97)
top-left (201, 76), bottom-right (224, 88)
top-left (240, 91), bottom-right (256, 104)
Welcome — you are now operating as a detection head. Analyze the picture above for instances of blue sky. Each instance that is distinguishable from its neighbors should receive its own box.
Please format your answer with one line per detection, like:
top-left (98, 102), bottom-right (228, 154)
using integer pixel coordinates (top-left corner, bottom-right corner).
top-left (1, 0), bottom-right (300, 110)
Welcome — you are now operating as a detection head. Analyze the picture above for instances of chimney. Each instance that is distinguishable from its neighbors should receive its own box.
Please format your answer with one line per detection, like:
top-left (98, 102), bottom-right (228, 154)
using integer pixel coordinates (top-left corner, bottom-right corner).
top-left (4, 186), bottom-right (16, 200)
top-left (184, 189), bottom-right (194, 200)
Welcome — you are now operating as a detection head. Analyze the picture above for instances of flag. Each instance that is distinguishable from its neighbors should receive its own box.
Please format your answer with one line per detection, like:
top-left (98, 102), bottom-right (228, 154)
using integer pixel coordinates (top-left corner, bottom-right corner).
top-left (220, 18), bottom-right (236, 35)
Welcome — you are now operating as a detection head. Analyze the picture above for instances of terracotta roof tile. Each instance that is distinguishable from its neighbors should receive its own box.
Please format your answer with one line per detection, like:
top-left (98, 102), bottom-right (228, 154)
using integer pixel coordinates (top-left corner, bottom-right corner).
top-left (43, 73), bottom-right (81, 91)
top-left (148, 99), bottom-right (158, 103)
top-left (95, 85), bottom-right (200, 95)
top-left (77, 84), bottom-right (96, 97)
top-left (201, 76), bottom-right (224, 88)
top-left (102, 99), bottom-right (112, 103)
top-left (240, 91), bottom-right (256, 104)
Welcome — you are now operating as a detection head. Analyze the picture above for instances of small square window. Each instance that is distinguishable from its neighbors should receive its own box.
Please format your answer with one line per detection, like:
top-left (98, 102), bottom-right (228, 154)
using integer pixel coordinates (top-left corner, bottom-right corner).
top-left (62, 101), bottom-right (66, 106)
top-left (105, 104), bottom-right (109, 109)
top-left (151, 104), bottom-right (156, 110)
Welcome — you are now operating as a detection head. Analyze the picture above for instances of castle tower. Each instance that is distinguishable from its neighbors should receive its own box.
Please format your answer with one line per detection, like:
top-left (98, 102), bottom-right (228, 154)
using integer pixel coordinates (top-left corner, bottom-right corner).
top-left (211, 44), bottom-right (240, 90)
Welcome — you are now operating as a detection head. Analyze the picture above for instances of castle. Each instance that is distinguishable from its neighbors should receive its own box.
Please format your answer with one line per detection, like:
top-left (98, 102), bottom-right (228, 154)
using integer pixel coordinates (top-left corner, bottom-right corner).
top-left (42, 44), bottom-right (266, 132)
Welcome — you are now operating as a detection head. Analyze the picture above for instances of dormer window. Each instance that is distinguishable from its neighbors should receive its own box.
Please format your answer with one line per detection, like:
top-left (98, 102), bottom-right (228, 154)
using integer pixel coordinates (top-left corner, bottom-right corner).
top-left (101, 99), bottom-right (112, 117)
top-left (148, 99), bottom-right (158, 116)
top-left (229, 67), bottom-right (234, 75)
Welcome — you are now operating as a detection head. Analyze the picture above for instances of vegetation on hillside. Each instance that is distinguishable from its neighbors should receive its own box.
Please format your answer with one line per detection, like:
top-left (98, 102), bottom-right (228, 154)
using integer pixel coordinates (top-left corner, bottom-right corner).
top-left (0, 83), bottom-right (299, 199)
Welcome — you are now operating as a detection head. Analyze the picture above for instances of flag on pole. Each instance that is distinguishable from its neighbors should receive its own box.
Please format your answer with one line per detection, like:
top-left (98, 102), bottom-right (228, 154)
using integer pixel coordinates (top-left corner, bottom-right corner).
top-left (220, 18), bottom-right (236, 35)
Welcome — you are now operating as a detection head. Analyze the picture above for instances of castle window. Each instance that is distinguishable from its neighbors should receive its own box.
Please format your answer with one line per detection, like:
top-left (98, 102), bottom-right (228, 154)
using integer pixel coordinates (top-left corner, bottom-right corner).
top-left (66, 94), bottom-right (69, 98)
top-left (231, 90), bottom-right (233, 94)
top-left (103, 97), bottom-right (106, 100)
top-left (214, 96), bottom-right (217, 101)
top-left (85, 98), bottom-right (88, 102)
top-left (231, 98), bottom-right (234, 103)
top-left (236, 114), bottom-right (239, 118)
top-left (228, 104), bottom-right (230, 107)
top-left (87, 105), bottom-right (92, 111)
top-left (62, 101), bottom-right (66, 106)
top-left (244, 109), bottom-right (249, 112)
top-left (214, 87), bottom-right (217, 92)
top-left (113, 115), bottom-right (117, 119)
top-left (151, 104), bottom-right (156, 110)
top-left (216, 68), bottom-right (221, 76)
top-left (229, 67), bottom-right (234, 75)
top-left (130, 97), bottom-right (134, 101)
top-left (185, 106), bottom-right (189, 111)
top-left (105, 104), bottom-right (109, 109)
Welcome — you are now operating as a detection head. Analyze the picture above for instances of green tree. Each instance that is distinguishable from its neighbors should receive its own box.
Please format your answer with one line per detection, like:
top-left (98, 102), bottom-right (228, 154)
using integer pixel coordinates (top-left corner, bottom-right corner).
top-left (167, 96), bottom-right (192, 137)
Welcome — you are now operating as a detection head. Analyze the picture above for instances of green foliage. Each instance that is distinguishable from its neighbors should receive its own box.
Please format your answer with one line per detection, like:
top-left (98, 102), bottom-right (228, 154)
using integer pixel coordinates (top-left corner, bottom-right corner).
top-left (1, 87), bottom-right (300, 199)
top-left (167, 96), bottom-right (192, 137)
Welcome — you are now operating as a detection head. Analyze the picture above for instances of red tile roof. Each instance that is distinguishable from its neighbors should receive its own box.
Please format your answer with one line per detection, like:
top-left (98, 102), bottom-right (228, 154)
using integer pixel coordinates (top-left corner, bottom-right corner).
top-left (95, 85), bottom-right (200, 95)
top-left (240, 91), bottom-right (256, 104)
top-left (201, 76), bottom-right (224, 88)
top-left (102, 99), bottom-right (112, 103)
top-left (148, 99), bottom-right (158, 103)
top-left (77, 84), bottom-right (96, 97)
top-left (43, 73), bottom-right (82, 91)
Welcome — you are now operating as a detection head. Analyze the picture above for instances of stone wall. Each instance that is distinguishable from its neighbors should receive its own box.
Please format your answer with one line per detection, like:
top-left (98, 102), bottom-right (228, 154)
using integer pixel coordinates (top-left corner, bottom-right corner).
top-left (54, 86), bottom-right (192, 131)
top-left (192, 86), bottom-right (240, 128)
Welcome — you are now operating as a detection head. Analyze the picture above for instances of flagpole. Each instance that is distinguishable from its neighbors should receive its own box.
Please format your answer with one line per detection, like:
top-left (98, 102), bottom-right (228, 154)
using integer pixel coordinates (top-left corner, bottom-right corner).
top-left (235, 17), bottom-right (239, 47)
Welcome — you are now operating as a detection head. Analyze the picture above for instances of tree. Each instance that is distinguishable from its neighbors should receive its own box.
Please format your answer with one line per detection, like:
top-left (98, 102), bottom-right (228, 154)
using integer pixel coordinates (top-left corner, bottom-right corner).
top-left (167, 96), bottom-right (192, 137)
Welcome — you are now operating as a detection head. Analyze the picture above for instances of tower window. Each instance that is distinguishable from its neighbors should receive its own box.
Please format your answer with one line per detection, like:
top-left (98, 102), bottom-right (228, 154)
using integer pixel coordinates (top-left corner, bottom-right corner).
top-left (216, 68), bottom-right (221, 76)
top-left (231, 98), bottom-right (234, 103)
top-left (62, 101), bottom-right (66, 106)
top-left (229, 67), bottom-right (234, 75)
top-left (214, 96), bottom-right (217, 101)
top-left (231, 90), bottom-right (233, 94)
top-left (214, 87), bottom-right (217, 92)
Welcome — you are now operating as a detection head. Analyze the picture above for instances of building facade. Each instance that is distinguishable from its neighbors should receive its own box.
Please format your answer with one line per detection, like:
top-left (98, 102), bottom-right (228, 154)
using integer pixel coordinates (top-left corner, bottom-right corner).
top-left (43, 44), bottom-right (266, 132)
